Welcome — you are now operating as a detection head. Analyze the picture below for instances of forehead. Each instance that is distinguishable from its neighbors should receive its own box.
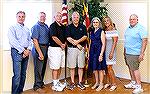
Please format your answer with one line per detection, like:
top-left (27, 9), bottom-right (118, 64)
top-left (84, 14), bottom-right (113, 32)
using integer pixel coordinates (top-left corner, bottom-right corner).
top-left (93, 19), bottom-right (99, 22)
top-left (55, 12), bottom-right (62, 16)
top-left (72, 13), bottom-right (79, 17)
top-left (17, 13), bottom-right (25, 16)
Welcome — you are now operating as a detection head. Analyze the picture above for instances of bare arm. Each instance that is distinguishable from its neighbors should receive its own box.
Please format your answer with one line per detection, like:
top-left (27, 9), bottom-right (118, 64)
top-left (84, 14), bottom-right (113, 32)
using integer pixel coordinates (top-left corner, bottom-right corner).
top-left (33, 38), bottom-right (44, 60)
top-left (99, 31), bottom-right (106, 62)
top-left (109, 36), bottom-right (118, 59)
top-left (52, 36), bottom-right (66, 49)
top-left (139, 38), bottom-right (148, 62)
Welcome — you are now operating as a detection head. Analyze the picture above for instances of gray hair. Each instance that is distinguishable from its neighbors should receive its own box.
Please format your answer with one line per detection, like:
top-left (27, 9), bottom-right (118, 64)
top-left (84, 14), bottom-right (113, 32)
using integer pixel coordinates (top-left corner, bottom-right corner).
top-left (72, 11), bottom-right (80, 18)
top-left (130, 14), bottom-right (138, 19)
top-left (91, 17), bottom-right (102, 28)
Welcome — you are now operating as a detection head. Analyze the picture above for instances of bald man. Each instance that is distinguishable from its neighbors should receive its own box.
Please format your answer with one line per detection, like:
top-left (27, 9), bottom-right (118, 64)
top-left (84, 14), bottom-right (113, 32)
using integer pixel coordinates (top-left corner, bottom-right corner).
top-left (124, 14), bottom-right (148, 94)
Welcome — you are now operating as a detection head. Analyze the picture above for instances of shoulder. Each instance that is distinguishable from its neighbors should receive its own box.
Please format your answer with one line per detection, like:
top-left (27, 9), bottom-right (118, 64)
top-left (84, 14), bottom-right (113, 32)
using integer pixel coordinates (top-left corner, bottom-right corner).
top-left (79, 24), bottom-right (86, 28)
top-left (50, 22), bottom-right (56, 27)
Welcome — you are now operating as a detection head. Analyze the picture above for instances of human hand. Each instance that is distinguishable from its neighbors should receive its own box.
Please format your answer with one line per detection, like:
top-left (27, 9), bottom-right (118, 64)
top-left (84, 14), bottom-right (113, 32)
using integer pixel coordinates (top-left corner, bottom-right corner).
top-left (99, 55), bottom-right (103, 62)
top-left (61, 44), bottom-right (66, 50)
top-left (73, 40), bottom-right (79, 45)
top-left (139, 53), bottom-right (144, 62)
top-left (23, 49), bottom-right (30, 58)
top-left (77, 44), bottom-right (83, 50)
top-left (38, 52), bottom-right (44, 60)
top-left (109, 52), bottom-right (113, 60)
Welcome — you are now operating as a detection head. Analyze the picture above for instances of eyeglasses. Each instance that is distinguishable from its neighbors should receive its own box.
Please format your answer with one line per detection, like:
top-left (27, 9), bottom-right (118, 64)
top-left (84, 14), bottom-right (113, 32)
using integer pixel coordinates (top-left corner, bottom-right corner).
top-left (93, 22), bottom-right (99, 23)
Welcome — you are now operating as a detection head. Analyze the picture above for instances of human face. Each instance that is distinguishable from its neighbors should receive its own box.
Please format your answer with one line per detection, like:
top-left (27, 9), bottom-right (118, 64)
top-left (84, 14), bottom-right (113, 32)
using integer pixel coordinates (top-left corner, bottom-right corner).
top-left (104, 18), bottom-right (111, 27)
top-left (72, 13), bottom-right (79, 25)
top-left (55, 12), bottom-right (62, 23)
top-left (16, 13), bottom-right (25, 24)
top-left (39, 13), bottom-right (46, 23)
top-left (93, 19), bottom-right (99, 29)
top-left (129, 15), bottom-right (138, 27)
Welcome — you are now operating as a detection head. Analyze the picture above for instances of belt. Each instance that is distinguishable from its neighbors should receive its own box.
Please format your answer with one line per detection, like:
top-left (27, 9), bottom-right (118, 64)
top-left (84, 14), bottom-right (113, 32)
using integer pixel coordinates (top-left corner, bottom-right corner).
top-left (39, 44), bottom-right (48, 47)
top-left (68, 46), bottom-right (77, 48)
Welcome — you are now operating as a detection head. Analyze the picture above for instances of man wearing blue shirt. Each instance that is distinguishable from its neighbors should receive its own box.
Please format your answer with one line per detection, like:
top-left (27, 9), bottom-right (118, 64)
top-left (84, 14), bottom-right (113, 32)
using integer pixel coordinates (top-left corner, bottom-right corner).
top-left (31, 12), bottom-right (49, 93)
top-left (124, 14), bottom-right (148, 94)
top-left (8, 11), bottom-right (32, 94)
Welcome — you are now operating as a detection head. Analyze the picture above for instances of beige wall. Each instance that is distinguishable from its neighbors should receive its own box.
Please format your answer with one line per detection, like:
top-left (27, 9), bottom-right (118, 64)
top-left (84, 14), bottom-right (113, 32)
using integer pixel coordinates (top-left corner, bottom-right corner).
top-left (0, 0), bottom-right (3, 93)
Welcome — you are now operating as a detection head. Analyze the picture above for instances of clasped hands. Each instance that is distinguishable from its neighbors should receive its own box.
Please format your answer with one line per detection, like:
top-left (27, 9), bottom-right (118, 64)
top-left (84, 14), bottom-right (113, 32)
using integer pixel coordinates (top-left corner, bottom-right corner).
top-left (72, 39), bottom-right (82, 50)
top-left (23, 49), bottom-right (30, 58)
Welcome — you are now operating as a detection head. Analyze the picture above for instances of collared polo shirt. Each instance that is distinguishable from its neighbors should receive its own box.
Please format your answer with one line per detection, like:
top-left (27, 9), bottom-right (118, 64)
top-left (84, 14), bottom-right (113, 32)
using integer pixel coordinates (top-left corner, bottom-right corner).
top-left (66, 23), bottom-right (87, 47)
top-left (49, 21), bottom-right (66, 47)
top-left (124, 23), bottom-right (147, 55)
top-left (31, 21), bottom-right (49, 45)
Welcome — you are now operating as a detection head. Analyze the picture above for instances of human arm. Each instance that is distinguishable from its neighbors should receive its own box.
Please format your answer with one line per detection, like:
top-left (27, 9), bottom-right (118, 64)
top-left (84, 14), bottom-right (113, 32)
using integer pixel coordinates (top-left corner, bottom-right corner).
top-left (32, 38), bottom-right (44, 60)
top-left (109, 36), bottom-right (118, 60)
top-left (52, 36), bottom-right (66, 50)
top-left (139, 38), bottom-right (147, 62)
top-left (99, 31), bottom-right (106, 62)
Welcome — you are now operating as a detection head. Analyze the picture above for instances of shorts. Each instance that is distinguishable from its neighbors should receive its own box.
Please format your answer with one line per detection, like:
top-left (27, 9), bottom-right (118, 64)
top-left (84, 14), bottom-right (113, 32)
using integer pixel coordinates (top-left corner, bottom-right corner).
top-left (125, 54), bottom-right (140, 71)
top-left (48, 46), bottom-right (65, 69)
top-left (67, 47), bottom-right (85, 68)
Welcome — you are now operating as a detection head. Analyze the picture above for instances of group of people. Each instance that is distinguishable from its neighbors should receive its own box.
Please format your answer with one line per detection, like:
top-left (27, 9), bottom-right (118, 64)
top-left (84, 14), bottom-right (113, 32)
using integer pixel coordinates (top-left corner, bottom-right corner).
top-left (8, 10), bottom-right (147, 94)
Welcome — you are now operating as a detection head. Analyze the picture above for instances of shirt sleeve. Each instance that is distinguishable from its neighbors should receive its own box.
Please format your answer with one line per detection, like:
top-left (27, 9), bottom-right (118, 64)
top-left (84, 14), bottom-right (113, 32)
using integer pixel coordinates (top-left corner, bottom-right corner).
top-left (27, 31), bottom-right (33, 51)
top-left (49, 23), bottom-right (57, 37)
top-left (82, 25), bottom-right (88, 36)
top-left (31, 25), bottom-right (39, 39)
top-left (7, 26), bottom-right (25, 54)
top-left (139, 27), bottom-right (148, 38)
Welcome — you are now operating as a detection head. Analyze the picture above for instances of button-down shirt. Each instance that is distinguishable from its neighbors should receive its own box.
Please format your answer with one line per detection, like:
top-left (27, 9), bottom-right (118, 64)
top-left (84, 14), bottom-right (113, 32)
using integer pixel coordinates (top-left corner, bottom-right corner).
top-left (31, 21), bottom-right (49, 45)
top-left (8, 23), bottom-right (32, 54)
top-left (124, 23), bottom-right (148, 55)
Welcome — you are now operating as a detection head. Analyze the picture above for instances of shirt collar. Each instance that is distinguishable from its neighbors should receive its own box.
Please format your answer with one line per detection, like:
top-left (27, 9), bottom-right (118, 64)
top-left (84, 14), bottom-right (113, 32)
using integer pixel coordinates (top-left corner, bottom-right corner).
top-left (17, 23), bottom-right (24, 27)
top-left (129, 23), bottom-right (138, 29)
top-left (37, 21), bottom-right (45, 26)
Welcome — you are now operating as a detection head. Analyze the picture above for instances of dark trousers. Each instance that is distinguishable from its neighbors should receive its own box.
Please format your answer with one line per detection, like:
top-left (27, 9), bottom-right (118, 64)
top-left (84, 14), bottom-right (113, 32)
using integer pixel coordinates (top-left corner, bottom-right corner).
top-left (11, 48), bottom-right (29, 94)
top-left (32, 46), bottom-right (48, 90)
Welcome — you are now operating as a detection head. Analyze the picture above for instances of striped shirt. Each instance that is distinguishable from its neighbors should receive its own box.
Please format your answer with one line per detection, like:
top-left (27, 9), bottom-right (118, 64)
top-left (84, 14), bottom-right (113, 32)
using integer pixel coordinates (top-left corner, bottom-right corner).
top-left (8, 23), bottom-right (32, 54)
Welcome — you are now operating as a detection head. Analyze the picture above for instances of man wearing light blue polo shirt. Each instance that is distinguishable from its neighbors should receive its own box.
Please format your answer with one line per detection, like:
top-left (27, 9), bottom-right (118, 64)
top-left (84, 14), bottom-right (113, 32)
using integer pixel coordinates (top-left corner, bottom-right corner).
top-left (124, 14), bottom-right (148, 94)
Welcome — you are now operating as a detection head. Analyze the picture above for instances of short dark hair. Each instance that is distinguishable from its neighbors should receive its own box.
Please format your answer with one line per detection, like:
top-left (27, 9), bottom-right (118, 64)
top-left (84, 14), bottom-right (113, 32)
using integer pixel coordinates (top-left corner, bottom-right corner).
top-left (39, 12), bottom-right (46, 15)
top-left (16, 11), bottom-right (25, 15)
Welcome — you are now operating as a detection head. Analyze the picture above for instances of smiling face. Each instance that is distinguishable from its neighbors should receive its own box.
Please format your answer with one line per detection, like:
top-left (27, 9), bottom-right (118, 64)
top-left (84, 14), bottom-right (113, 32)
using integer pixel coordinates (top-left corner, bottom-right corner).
top-left (54, 12), bottom-right (62, 23)
top-left (93, 19), bottom-right (100, 29)
top-left (16, 12), bottom-right (25, 24)
top-left (104, 17), bottom-right (111, 28)
top-left (129, 14), bottom-right (138, 27)
top-left (72, 12), bottom-right (80, 25)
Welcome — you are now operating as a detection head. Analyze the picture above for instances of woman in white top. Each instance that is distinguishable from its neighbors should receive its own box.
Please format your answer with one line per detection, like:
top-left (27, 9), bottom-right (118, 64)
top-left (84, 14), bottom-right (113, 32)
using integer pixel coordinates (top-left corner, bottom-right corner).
top-left (102, 16), bottom-right (118, 91)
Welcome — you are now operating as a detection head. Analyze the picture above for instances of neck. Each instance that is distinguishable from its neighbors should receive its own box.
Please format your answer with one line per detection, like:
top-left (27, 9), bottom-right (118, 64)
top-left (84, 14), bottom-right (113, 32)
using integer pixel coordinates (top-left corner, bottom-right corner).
top-left (73, 23), bottom-right (78, 27)
top-left (56, 21), bottom-right (61, 26)
top-left (94, 28), bottom-right (99, 32)
top-left (106, 25), bottom-right (113, 31)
